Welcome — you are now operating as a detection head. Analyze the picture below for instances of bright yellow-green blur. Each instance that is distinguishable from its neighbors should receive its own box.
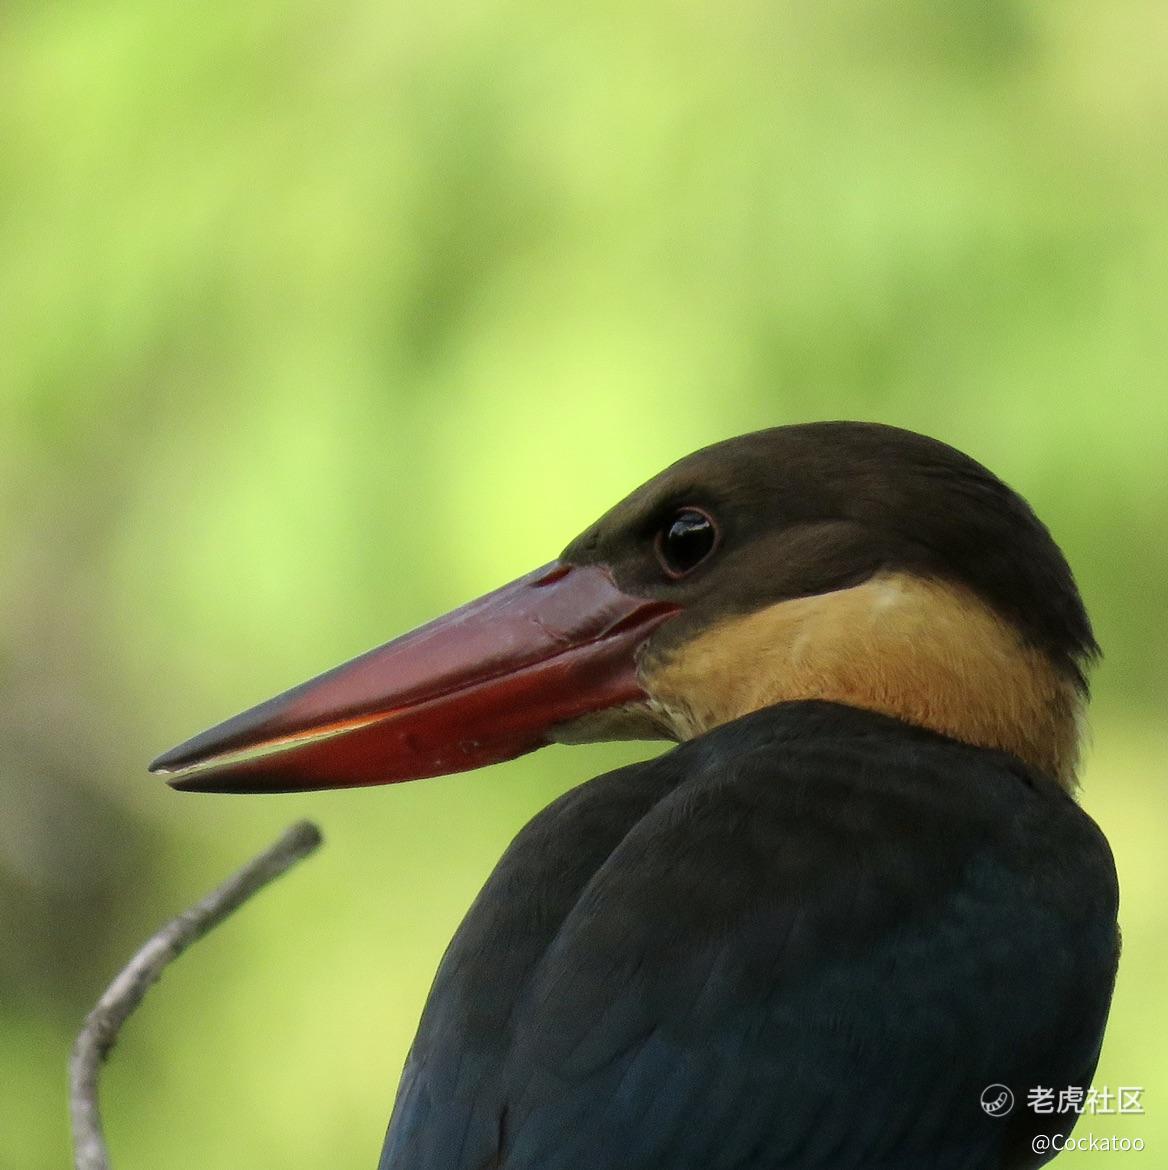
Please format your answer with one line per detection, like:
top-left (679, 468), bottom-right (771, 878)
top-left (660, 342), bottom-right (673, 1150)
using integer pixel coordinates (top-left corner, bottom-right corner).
top-left (3, 2), bottom-right (1165, 1168)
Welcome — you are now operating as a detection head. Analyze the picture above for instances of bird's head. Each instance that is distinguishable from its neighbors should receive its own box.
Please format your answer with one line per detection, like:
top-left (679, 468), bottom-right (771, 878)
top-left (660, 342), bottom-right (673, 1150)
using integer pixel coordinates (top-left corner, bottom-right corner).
top-left (151, 423), bottom-right (1096, 793)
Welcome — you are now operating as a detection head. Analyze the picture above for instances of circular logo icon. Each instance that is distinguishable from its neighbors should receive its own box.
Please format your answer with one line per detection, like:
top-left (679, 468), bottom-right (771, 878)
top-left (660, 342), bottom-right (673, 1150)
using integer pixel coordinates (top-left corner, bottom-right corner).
top-left (980, 1084), bottom-right (1015, 1118)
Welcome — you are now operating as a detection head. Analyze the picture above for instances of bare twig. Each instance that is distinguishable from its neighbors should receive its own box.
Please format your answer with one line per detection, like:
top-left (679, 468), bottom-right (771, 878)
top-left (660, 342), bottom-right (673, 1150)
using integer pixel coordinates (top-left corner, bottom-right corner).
top-left (69, 820), bottom-right (324, 1170)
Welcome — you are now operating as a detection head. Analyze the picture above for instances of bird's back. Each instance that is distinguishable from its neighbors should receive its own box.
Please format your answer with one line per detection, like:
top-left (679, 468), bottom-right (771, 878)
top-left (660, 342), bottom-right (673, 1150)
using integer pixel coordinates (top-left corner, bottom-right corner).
top-left (378, 701), bottom-right (1118, 1170)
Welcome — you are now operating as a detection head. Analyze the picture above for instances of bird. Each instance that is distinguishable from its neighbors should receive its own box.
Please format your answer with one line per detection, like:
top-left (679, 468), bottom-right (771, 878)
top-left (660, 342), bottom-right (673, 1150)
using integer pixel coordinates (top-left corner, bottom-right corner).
top-left (151, 421), bottom-right (1119, 1169)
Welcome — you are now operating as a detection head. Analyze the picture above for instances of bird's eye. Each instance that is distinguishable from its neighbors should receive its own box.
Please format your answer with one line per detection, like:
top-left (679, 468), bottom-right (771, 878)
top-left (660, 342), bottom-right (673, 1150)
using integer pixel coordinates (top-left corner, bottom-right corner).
top-left (655, 508), bottom-right (719, 578)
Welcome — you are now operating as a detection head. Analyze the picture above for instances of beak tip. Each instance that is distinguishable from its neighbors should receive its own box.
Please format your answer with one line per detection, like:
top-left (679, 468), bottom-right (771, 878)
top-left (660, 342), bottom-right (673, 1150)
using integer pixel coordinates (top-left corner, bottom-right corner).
top-left (150, 721), bottom-right (243, 775)
top-left (164, 770), bottom-right (301, 795)
top-left (149, 744), bottom-right (191, 775)
top-left (165, 772), bottom-right (215, 793)
top-left (148, 751), bottom-right (200, 791)
top-left (150, 737), bottom-right (219, 785)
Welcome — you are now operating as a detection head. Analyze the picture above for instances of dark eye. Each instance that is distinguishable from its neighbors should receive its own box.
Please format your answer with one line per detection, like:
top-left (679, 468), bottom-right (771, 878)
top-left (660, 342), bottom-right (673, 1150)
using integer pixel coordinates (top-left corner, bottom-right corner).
top-left (655, 508), bottom-right (719, 578)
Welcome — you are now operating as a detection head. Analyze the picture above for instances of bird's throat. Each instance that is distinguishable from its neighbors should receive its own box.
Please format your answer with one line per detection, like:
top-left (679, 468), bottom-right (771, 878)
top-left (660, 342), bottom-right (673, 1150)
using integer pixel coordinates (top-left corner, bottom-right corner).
top-left (642, 572), bottom-right (1085, 788)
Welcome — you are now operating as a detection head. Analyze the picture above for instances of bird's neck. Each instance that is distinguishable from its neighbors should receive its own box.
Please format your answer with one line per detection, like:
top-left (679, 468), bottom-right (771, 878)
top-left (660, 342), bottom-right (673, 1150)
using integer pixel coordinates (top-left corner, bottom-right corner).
top-left (643, 572), bottom-right (1085, 788)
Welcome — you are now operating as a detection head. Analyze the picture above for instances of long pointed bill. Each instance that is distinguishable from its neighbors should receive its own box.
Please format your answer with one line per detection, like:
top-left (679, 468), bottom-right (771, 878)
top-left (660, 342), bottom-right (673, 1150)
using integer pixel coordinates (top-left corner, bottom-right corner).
top-left (149, 562), bottom-right (679, 793)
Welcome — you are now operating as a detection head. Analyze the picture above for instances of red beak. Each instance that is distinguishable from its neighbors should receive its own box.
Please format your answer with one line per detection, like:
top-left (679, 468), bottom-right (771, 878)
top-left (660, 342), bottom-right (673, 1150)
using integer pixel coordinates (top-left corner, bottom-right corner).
top-left (149, 562), bottom-right (678, 793)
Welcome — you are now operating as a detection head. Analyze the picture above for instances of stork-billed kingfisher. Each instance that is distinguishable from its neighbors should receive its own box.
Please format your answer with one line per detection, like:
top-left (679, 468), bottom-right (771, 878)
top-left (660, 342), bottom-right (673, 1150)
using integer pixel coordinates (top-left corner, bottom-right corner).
top-left (151, 422), bottom-right (1119, 1169)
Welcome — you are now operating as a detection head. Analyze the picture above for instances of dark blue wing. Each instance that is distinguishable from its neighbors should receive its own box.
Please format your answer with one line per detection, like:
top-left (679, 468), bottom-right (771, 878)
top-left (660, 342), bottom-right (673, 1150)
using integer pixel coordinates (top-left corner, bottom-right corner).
top-left (379, 703), bottom-right (1118, 1170)
top-left (378, 758), bottom-right (684, 1169)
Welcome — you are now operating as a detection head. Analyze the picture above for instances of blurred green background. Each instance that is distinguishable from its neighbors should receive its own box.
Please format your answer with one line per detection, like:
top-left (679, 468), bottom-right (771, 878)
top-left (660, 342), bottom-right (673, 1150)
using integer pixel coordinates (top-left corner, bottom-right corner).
top-left (3, 1), bottom-right (1165, 1167)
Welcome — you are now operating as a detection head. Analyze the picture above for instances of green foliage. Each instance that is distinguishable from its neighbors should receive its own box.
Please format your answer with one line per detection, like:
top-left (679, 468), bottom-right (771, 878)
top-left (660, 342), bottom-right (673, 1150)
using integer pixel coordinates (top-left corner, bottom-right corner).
top-left (2, 2), bottom-right (1164, 1167)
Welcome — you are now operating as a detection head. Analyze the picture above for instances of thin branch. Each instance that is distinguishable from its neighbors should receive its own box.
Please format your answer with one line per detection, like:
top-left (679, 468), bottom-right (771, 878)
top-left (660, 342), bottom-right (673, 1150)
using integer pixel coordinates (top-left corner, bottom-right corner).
top-left (69, 819), bottom-right (324, 1170)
